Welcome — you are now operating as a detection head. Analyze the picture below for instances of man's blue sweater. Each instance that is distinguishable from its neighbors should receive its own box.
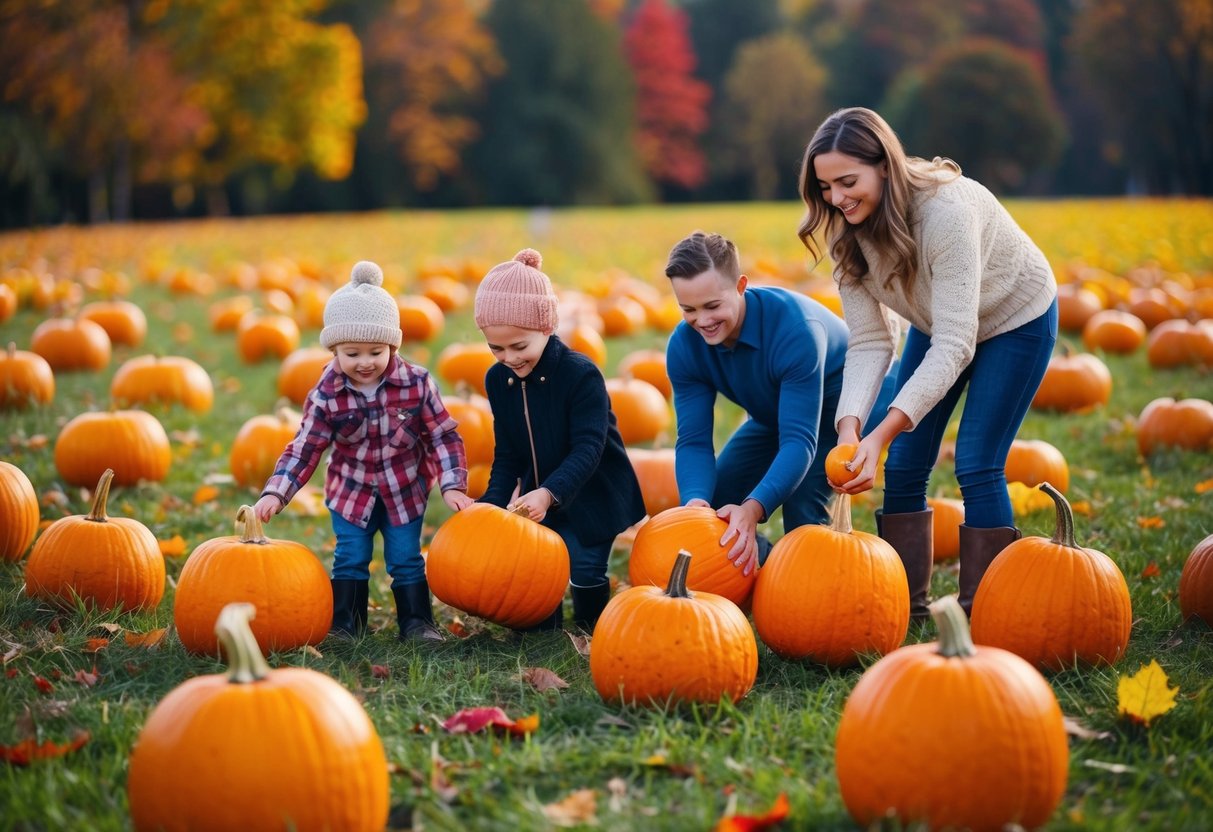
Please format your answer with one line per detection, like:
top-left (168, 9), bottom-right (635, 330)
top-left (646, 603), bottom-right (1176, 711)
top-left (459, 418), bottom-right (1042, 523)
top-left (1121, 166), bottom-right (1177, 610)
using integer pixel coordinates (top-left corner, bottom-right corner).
top-left (665, 286), bottom-right (849, 517)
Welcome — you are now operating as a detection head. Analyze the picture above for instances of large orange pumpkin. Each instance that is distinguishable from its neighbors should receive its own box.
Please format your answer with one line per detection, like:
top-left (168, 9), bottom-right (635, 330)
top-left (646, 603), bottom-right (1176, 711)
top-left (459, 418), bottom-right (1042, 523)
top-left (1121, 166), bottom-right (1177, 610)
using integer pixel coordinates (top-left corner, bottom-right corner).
top-left (1056, 283), bottom-right (1103, 332)
top-left (237, 313), bottom-right (301, 363)
top-left (24, 469), bottom-right (164, 612)
top-left (1136, 397), bottom-right (1213, 456)
top-left (1179, 533), bottom-right (1213, 626)
top-left (971, 483), bottom-right (1132, 670)
top-left (444, 393), bottom-right (494, 468)
top-left (605, 377), bottom-right (671, 446)
top-left (230, 408), bottom-right (301, 488)
top-left (564, 324), bottom-right (608, 368)
top-left (926, 496), bottom-right (964, 562)
top-left (752, 494), bottom-right (908, 667)
top-left (78, 300), bottom-right (147, 347)
top-left (617, 349), bottom-right (671, 399)
top-left (276, 347), bottom-right (333, 405)
top-left (435, 342), bottom-right (495, 396)
top-left (0, 461), bottom-right (39, 562)
top-left (836, 596), bottom-right (1068, 831)
top-left (1004, 438), bottom-right (1069, 493)
top-left (209, 295), bottom-right (254, 332)
top-left (174, 506), bottom-right (332, 655)
top-left (0, 342), bottom-right (54, 407)
top-left (591, 550), bottom-right (758, 706)
top-left (1030, 346), bottom-right (1112, 412)
top-left (629, 505), bottom-right (755, 608)
top-left (54, 410), bottom-right (172, 486)
top-left (426, 502), bottom-right (570, 629)
top-left (111, 354), bottom-right (214, 412)
top-left (396, 294), bottom-right (446, 342)
top-left (30, 317), bottom-right (112, 371)
top-left (128, 603), bottom-right (388, 832)
top-left (625, 447), bottom-right (678, 517)
top-left (1081, 309), bottom-right (1146, 354)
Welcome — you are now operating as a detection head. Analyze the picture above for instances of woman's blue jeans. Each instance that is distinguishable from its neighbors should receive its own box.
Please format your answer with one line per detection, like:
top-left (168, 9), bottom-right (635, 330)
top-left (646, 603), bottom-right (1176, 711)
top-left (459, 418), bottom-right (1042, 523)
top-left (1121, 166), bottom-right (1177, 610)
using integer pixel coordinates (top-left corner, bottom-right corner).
top-left (330, 498), bottom-right (425, 587)
top-left (882, 300), bottom-right (1058, 528)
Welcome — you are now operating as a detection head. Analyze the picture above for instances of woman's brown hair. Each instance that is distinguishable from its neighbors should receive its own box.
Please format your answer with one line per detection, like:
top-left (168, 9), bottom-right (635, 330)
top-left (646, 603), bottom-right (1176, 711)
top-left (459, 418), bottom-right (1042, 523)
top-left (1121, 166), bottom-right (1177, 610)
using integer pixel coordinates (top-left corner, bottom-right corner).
top-left (796, 107), bottom-right (959, 292)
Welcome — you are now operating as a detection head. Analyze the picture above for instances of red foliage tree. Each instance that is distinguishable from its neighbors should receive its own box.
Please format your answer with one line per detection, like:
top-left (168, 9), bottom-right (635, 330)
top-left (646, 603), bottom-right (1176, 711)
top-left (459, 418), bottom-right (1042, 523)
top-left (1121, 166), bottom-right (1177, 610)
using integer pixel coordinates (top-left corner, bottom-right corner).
top-left (623, 0), bottom-right (711, 190)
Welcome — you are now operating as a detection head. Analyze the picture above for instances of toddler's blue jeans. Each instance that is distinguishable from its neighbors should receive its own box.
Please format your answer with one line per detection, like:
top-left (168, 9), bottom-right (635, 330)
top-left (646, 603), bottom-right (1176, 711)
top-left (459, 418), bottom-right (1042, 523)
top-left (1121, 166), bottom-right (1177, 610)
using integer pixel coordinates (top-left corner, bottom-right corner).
top-left (330, 498), bottom-right (425, 587)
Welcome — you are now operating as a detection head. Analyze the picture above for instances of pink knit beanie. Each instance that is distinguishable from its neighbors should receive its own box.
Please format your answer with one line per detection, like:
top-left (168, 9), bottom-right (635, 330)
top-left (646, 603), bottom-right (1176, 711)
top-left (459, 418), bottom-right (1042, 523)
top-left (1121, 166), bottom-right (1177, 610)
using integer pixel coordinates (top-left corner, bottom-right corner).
top-left (473, 249), bottom-right (559, 334)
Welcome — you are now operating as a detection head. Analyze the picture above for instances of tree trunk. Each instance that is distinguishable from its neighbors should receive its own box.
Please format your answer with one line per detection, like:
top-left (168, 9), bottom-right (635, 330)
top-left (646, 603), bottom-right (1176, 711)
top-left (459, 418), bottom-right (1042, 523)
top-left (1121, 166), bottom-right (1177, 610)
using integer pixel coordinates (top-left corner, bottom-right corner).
top-left (113, 139), bottom-right (132, 222)
top-left (88, 169), bottom-right (109, 224)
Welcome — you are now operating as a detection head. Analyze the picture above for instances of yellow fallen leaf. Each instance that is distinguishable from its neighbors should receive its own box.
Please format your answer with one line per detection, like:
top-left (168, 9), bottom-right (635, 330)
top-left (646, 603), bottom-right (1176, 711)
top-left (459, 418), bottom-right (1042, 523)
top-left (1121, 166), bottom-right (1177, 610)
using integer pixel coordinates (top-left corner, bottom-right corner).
top-left (1195, 478), bottom-right (1213, 494)
top-left (542, 789), bottom-right (597, 828)
top-left (1136, 516), bottom-right (1165, 529)
top-left (158, 535), bottom-right (187, 557)
top-left (125, 628), bottom-right (169, 649)
top-left (1007, 482), bottom-right (1054, 517)
top-left (1117, 659), bottom-right (1178, 726)
top-left (285, 485), bottom-right (328, 517)
top-left (192, 485), bottom-right (220, 505)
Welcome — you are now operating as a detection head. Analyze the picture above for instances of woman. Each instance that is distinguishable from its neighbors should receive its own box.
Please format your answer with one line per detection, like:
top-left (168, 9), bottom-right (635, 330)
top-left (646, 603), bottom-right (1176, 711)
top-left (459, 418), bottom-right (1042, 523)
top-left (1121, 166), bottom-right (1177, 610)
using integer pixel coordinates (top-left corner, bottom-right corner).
top-left (797, 107), bottom-right (1058, 620)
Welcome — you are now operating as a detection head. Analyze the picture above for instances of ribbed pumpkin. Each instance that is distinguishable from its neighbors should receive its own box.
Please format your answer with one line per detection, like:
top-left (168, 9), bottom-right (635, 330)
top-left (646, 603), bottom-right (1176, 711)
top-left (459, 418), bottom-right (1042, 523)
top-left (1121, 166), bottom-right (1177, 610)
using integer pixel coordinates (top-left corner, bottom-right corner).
top-left (444, 393), bottom-right (494, 467)
top-left (1056, 283), bottom-right (1103, 332)
top-left (971, 483), bottom-right (1131, 670)
top-left (1081, 309), bottom-right (1146, 354)
top-left (24, 469), bottom-right (164, 612)
top-left (435, 342), bottom-right (495, 396)
top-left (926, 496), bottom-right (964, 562)
top-left (111, 355), bottom-right (214, 412)
top-left (78, 300), bottom-right (147, 347)
top-left (605, 377), bottom-right (671, 446)
top-left (54, 410), bottom-right (172, 487)
top-left (174, 506), bottom-right (331, 655)
top-left (598, 294), bottom-right (647, 337)
top-left (30, 317), bottom-right (112, 371)
top-left (752, 494), bottom-right (908, 667)
top-left (1179, 533), bottom-right (1213, 626)
top-left (1004, 438), bottom-right (1069, 493)
top-left (237, 313), bottom-right (301, 363)
top-left (128, 603), bottom-right (388, 832)
top-left (836, 596), bottom-right (1068, 832)
top-left (564, 323), bottom-right (607, 368)
top-left (591, 550), bottom-right (757, 706)
top-left (1030, 346), bottom-right (1112, 412)
top-left (0, 342), bottom-right (54, 407)
top-left (1146, 319), bottom-right (1213, 369)
top-left (426, 502), bottom-right (570, 628)
top-left (1136, 396), bottom-right (1213, 456)
top-left (230, 408), bottom-right (301, 488)
top-left (629, 506), bottom-right (755, 608)
top-left (0, 461), bottom-right (39, 562)
top-left (276, 347), bottom-right (333, 405)
top-left (396, 294), bottom-right (446, 342)
top-left (625, 447), bottom-right (678, 517)
top-left (617, 349), bottom-right (671, 399)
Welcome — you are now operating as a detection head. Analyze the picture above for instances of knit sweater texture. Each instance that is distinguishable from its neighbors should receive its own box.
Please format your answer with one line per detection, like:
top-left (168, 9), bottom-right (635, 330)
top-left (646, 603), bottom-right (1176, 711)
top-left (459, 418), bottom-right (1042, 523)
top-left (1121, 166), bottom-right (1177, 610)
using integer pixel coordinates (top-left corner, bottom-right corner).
top-left (836, 174), bottom-right (1057, 429)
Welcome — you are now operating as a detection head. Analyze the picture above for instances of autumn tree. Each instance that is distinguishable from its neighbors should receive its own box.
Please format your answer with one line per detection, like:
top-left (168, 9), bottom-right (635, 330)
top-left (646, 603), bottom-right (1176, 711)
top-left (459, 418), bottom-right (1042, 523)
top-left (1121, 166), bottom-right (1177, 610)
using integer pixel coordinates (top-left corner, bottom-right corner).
top-left (466, 0), bottom-right (649, 205)
top-left (360, 0), bottom-right (501, 193)
top-left (719, 33), bottom-right (827, 200)
top-left (1073, 0), bottom-right (1213, 194)
top-left (882, 39), bottom-right (1065, 194)
top-left (623, 0), bottom-right (711, 192)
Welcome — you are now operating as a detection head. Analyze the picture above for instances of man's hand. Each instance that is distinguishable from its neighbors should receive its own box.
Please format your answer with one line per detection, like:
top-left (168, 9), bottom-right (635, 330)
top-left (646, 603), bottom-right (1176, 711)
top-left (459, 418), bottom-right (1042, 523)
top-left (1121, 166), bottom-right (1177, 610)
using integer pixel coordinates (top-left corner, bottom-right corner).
top-left (253, 494), bottom-right (284, 523)
top-left (509, 488), bottom-right (554, 523)
top-left (716, 499), bottom-right (764, 577)
top-left (443, 490), bottom-right (473, 512)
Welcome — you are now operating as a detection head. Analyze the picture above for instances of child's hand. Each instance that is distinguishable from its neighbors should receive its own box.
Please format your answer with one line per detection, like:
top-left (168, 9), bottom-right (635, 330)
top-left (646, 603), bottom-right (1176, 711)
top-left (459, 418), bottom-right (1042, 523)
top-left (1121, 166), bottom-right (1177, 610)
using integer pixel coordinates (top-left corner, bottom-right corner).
top-left (509, 488), bottom-right (553, 523)
top-left (253, 494), bottom-right (284, 523)
top-left (443, 490), bottom-right (473, 512)
top-left (685, 498), bottom-right (712, 509)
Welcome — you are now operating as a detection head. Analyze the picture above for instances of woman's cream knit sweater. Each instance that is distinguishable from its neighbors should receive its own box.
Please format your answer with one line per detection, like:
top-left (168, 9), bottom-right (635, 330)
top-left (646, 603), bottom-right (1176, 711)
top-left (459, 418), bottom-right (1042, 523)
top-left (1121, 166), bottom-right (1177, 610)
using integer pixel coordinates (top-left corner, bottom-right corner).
top-left (836, 174), bottom-right (1057, 430)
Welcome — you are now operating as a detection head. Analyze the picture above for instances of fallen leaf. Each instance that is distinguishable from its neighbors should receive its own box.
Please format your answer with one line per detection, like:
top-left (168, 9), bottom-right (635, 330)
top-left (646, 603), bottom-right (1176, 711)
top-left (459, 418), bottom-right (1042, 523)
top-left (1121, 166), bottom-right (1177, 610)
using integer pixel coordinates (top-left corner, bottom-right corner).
top-left (566, 632), bottom-right (591, 657)
top-left (157, 536), bottom-right (187, 557)
top-left (447, 618), bottom-right (468, 638)
top-left (1136, 516), bottom-right (1165, 529)
top-left (1062, 715), bottom-right (1112, 741)
top-left (83, 637), bottom-right (109, 653)
top-left (371, 664), bottom-right (391, 679)
top-left (1007, 482), bottom-right (1054, 516)
top-left (170, 429), bottom-right (203, 447)
top-left (0, 731), bottom-right (90, 765)
top-left (714, 792), bottom-right (790, 832)
top-left (124, 628), bottom-right (168, 649)
top-left (1083, 759), bottom-right (1137, 775)
top-left (521, 667), bottom-right (569, 693)
top-left (1117, 659), bottom-right (1179, 726)
top-left (542, 789), bottom-right (598, 827)
top-left (32, 675), bottom-right (53, 694)
top-left (202, 472), bottom-right (235, 486)
top-left (96, 623), bottom-right (123, 634)
top-left (1140, 562), bottom-right (1161, 579)
top-left (72, 668), bottom-right (100, 687)
top-left (441, 706), bottom-right (538, 737)
top-left (606, 777), bottom-right (628, 812)
top-left (1195, 478), bottom-right (1213, 494)
top-left (302, 645), bottom-right (324, 659)
top-left (192, 485), bottom-right (220, 505)
top-left (595, 714), bottom-right (633, 730)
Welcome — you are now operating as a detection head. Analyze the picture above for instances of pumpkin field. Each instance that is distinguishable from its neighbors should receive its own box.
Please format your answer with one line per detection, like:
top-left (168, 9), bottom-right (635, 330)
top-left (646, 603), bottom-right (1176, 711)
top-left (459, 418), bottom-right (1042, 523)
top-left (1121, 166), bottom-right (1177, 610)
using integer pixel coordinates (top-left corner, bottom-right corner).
top-left (1, 200), bottom-right (1212, 831)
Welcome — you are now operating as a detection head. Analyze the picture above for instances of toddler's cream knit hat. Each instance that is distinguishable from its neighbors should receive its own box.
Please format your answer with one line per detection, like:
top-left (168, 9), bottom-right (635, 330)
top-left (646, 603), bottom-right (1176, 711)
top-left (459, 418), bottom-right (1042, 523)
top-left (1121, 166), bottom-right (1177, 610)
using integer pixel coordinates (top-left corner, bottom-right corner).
top-left (473, 249), bottom-right (559, 334)
top-left (320, 261), bottom-right (402, 349)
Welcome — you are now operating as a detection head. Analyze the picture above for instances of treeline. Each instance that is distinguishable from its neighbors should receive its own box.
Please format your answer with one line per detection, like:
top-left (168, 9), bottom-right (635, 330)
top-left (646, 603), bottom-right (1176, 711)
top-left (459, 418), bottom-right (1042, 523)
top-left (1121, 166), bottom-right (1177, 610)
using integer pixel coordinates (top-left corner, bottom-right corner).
top-left (1, 0), bottom-right (1209, 227)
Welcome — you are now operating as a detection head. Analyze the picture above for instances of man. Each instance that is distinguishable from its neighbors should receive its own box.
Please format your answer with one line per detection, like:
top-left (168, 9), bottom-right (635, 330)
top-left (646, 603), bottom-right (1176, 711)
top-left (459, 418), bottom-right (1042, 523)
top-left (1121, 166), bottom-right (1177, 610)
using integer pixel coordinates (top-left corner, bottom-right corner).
top-left (664, 231), bottom-right (897, 575)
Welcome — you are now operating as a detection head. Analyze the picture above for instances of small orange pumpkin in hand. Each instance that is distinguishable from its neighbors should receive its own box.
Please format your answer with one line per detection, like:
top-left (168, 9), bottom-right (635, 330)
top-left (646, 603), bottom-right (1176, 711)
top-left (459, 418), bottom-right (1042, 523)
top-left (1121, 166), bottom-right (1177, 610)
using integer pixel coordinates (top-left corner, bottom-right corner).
top-left (825, 444), bottom-right (859, 486)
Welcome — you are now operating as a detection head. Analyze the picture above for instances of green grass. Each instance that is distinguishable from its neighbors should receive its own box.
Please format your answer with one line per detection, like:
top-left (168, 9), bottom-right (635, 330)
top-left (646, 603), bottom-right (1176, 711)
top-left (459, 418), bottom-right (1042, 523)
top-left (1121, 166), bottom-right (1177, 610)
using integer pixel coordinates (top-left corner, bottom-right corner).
top-left (2, 205), bottom-right (1213, 831)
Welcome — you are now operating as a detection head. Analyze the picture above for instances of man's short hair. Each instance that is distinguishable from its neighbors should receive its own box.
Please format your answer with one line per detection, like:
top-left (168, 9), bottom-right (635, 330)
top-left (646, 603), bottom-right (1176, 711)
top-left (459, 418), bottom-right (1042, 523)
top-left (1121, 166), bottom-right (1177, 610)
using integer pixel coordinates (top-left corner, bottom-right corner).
top-left (665, 231), bottom-right (741, 281)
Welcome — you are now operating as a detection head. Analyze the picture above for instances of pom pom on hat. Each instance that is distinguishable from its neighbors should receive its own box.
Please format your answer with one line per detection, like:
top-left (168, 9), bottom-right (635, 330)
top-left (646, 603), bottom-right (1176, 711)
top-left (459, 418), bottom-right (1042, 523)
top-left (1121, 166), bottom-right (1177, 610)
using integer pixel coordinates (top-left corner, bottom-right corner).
top-left (474, 248), bottom-right (559, 334)
top-left (320, 260), bottom-right (402, 349)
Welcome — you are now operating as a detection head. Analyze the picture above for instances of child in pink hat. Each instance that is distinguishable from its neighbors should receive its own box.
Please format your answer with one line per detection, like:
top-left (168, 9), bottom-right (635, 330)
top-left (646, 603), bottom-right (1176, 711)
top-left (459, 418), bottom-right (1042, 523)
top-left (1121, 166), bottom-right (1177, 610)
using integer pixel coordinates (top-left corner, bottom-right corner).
top-left (474, 249), bottom-right (645, 633)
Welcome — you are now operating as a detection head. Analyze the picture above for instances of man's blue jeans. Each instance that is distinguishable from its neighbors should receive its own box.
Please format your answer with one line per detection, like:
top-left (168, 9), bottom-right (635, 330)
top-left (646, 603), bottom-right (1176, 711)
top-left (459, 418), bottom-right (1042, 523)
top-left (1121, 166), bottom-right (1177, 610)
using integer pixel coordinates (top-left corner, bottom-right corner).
top-left (882, 300), bottom-right (1058, 528)
top-left (330, 498), bottom-right (425, 587)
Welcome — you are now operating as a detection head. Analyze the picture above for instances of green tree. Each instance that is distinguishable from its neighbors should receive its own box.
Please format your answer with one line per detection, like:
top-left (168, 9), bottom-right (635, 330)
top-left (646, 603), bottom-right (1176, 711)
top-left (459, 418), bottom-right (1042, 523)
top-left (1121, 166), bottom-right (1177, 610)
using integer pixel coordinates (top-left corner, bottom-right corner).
top-left (719, 33), bottom-right (827, 200)
top-left (1073, 0), bottom-right (1213, 194)
top-left (882, 39), bottom-right (1065, 194)
top-left (466, 0), bottom-right (649, 205)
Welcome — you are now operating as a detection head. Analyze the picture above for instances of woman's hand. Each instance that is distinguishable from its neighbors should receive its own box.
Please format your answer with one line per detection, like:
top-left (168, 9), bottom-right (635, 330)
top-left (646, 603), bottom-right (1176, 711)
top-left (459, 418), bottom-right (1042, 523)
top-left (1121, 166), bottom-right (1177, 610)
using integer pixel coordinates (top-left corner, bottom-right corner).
top-left (443, 490), bottom-right (473, 512)
top-left (253, 494), bottom-right (284, 523)
top-left (509, 488), bottom-right (554, 523)
top-left (831, 433), bottom-right (883, 495)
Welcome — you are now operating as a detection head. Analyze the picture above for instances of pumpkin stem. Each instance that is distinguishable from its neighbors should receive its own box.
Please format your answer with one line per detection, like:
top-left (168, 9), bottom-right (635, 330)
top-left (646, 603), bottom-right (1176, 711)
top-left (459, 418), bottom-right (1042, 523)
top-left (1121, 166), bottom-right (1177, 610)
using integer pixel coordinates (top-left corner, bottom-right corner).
top-left (216, 602), bottom-right (271, 684)
top-left (85, 469), bottom-right (115, 523)
top-left (665, 549), bottom-right (694, 599)
top-left (1040, 481), bottom-right (1077, 548)
top-left (828, 493), bottom-right (853, 535)
top-left (930, 595), bottom-right (977, 658)
top-left (234, 505), bottom-right (270, 544)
